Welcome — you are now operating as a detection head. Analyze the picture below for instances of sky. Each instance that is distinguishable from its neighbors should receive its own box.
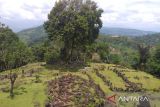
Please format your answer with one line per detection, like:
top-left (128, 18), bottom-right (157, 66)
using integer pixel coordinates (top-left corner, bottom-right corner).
top-left (0, 0), bottom-right (160, 32)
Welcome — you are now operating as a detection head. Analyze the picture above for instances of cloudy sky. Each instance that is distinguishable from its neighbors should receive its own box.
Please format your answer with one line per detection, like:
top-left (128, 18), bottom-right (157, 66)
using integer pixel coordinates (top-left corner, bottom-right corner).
top-left (0, 0), bottom-right (160, 32)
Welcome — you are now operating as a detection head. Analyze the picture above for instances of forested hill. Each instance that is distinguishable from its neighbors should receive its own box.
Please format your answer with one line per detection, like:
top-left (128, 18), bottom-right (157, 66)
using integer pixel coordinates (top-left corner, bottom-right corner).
top-left (17, 26), bottom-right (47, 45)
top-left (100, 27), bottom-right (155, 36)
top-left (17, 25), bottom-right (156, 45)
top-left (133, 33), bottom-right (160, 45)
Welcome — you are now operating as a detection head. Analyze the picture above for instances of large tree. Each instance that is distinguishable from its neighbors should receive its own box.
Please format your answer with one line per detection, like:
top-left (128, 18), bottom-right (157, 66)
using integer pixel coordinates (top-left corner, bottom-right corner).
top-left (44, 0), bottom-right (103, 62)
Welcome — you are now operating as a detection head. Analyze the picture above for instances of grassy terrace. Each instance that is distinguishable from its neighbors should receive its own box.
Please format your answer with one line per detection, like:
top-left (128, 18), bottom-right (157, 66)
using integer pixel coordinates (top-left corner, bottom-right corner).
top-left (99, 70), bottom-right (126, 89)
top-left (86, 71), bottom-right (111, 94)
top-left (0, 63), bottom-right (160, 107)
top-left (124, 71), bottom-right (160, 91)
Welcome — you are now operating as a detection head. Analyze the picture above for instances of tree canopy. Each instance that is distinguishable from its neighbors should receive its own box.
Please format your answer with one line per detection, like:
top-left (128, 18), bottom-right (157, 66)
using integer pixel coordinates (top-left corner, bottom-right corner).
top-left (44, 0), bottom-right (103, 62)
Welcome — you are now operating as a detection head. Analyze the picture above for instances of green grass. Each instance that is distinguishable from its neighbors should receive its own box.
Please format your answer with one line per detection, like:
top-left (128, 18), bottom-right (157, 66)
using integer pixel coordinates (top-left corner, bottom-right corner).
top-left (87, 72), bottom-right (112, 94)
top-left (124, 71), bottom-right (160, 90)
top-left (72, 72), bottom-right (89, 80)
top-left (0, 63), bottom-right (53, 107)
top-left (0, 83), bottom-right (46, 107)
top-left (100, 70), bottom-right (126, 89)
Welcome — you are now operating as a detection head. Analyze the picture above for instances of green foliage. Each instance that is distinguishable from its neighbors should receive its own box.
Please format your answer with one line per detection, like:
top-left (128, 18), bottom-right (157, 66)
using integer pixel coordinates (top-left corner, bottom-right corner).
top-left (154, 45), bottom-right (160, 63)
top-left (87, 42), bottom-right (109, 62)
top-left (134, 33), bottom-right (160, 46)
top-left (31, 44), bottom-right (46, 62)
top-left (17, 26), bottom-right (47, 45)
top-left (95, 43), bottom-right (109, 61)
top-left (95, 36), bottom-right (139, 67)
top-left (147, 45), bottom-right (160, 77)
top-left (109, 54), bottom-right (121, 64)
top-left (0, 23), bottom-right (33, 71)
top-left (44, 0), bottom-right (103, 62)
top-left (44, 41), bottom-right (60, 64)
top-left (44, 50), bottom-right (60, 64)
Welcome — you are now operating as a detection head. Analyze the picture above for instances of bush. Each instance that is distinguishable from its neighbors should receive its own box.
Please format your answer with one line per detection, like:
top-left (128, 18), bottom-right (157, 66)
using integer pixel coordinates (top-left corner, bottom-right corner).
top-left (146, 45), bottom-right (160, 77)
top-left (35, 75), bottom-right (41, 83)
top-left (44, 49), bottom-right (60, 64)
top-left (147, 60), bottom-right (160, 77)
top-left (31, 44), bottom-right (46, 62)
top-left (109, 54), bottom-right (121, 64)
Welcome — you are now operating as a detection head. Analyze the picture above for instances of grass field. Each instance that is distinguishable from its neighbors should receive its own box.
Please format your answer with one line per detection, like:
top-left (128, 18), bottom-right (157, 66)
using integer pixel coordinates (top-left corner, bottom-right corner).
top-left (0, 62), bottom-right (160, 107)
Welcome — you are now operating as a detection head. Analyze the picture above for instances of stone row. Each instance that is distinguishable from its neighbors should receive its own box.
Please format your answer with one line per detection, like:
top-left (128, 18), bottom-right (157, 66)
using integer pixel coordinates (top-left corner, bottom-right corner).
top-left (46, 74), bottom-right (105, 107)
top-left (108, 67), bottom-right (142, 92)
top-left (95, 71), bottom-right (125, 92)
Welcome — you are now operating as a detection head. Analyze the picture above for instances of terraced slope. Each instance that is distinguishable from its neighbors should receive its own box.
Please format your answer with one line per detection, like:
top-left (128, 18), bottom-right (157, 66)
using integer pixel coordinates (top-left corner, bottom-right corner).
top-left (46, 74), bottom-right (105, 106)
top-left (0, 63), bottom-right (160, 107)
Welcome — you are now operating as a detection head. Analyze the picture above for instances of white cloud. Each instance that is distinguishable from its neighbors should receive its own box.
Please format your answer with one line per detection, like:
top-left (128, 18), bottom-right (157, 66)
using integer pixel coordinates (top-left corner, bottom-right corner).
top-left (95, 0), bottom-right (160, 31)
top-left (0, 0), bottom-right (160, 31)
top-left (0, 0), bottom-right (55, 20)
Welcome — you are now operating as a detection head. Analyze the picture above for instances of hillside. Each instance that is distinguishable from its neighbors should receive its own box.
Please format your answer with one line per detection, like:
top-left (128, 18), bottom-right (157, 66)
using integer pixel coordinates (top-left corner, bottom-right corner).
top-left (17, 26), bottom-right (156, 45)
top-left (17, 26), bottom-right (47, 45)
top-left (100, 27), bottom-right (155, 36)
top-left (133, 33), bottom-right (160, 46)
top-left (0, 63), bottom-right (160, 107)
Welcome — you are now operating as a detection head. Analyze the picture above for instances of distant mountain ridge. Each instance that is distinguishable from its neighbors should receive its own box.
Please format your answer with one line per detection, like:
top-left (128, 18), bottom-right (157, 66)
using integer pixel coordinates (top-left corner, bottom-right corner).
top-left (17, 25), bottom-right (157, 45)
top-left (100, 27), bottom-right (155, 36)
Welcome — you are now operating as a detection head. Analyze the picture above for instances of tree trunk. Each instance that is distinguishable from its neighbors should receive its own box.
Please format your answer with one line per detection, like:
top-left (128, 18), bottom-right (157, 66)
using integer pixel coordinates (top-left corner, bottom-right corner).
top-left (68, 40), bottom-right (75, 63)
top-left (9, 72), bottom-right (17, 97)
top-left (10, 82), bottom-right (14, 97)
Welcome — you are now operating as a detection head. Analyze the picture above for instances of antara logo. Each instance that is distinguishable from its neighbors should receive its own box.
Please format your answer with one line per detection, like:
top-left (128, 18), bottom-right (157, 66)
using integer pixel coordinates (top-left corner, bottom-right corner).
top-left (106, 94), bottom-right (149, 104)
top-left (118, 96), bottom-right (149, 102)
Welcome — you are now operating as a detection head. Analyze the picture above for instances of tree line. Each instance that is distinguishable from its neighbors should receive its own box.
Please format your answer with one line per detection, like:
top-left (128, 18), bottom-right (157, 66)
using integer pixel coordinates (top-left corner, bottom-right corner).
top-left (0, 23), bottom-right (32, 71)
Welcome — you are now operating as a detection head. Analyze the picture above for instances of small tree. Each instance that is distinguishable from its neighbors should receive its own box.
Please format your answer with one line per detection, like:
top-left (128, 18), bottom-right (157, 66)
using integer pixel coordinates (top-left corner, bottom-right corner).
top-left (7, 50), bottom-right (18, 97)
top-left (137, 44), bottom-right (150, 70)
top-left (35, 74), bottom-right (41, 83)
top-left (0, 22), bottom-right (32, 97)
top-left (9, 72), bottom-right (17, 97)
